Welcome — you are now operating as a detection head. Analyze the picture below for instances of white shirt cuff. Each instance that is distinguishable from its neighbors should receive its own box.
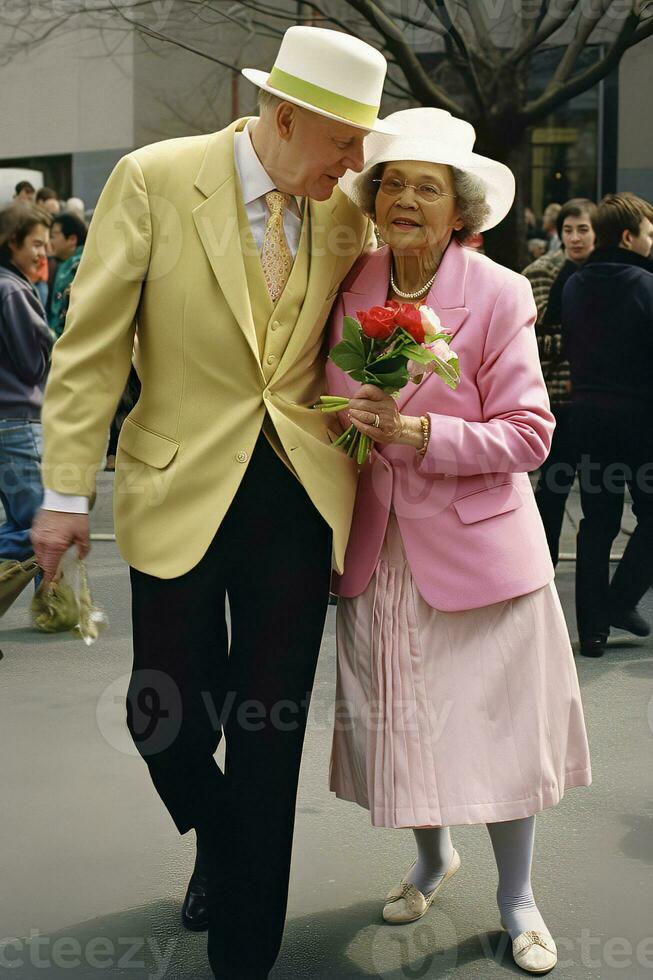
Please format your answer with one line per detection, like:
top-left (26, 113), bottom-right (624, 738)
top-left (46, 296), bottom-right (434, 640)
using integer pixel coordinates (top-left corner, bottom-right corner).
top-left (42, 489), bottom-right (89, 514)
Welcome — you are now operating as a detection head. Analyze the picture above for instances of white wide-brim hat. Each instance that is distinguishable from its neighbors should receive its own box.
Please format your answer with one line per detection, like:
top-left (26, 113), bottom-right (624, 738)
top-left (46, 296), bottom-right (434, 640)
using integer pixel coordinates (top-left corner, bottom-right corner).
top-left (339, 107), bottom-right (516, 231)
top-left (242, 26), bottom-right (393, 133)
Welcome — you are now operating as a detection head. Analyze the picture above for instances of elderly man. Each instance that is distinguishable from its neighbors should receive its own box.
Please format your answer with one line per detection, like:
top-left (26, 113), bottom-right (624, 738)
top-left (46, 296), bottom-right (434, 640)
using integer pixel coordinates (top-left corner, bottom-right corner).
top-left (32, 26), bottom-right (387, 980)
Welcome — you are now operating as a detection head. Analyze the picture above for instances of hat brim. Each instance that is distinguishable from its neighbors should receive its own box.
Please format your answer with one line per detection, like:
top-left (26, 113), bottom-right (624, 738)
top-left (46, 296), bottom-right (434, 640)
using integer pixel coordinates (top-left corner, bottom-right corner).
top-left (338, 134), bottom-right (516, 232)
top-left (241, 68), bottom-right (395, 133)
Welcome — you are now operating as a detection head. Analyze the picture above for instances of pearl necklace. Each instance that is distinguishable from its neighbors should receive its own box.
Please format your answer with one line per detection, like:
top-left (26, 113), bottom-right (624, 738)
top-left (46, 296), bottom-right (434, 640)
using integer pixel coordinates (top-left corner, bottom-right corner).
top-left (390, 264), bottom-right (437, 300)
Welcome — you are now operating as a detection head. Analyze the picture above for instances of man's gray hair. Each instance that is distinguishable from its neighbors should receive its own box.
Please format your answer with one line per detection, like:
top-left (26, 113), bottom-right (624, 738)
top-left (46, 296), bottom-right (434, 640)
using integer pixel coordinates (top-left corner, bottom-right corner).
top-left (356, 163), bottom-right (491, 240)
top-left (257, 89), bottom-right (284, 113)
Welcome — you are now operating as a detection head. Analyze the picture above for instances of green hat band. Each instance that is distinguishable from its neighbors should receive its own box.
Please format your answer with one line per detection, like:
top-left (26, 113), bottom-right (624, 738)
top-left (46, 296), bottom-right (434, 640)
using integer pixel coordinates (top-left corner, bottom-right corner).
top-left (267, 66), bottom-right (378, 128)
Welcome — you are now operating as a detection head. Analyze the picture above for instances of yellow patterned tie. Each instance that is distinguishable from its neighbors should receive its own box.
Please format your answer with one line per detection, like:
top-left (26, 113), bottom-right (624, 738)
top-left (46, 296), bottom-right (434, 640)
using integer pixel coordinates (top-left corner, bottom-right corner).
top-left (261, 190), bottom-right (293, 303)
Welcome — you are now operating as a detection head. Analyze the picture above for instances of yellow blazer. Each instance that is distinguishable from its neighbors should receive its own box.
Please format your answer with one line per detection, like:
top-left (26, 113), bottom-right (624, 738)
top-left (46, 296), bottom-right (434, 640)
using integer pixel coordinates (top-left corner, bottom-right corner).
top-left (41, 118), bottom-right (373, 577)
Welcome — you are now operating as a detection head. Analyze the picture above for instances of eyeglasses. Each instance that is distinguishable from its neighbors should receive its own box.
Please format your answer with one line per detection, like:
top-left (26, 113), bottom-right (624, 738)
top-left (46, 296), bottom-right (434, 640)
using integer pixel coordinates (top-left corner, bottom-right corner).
top-left (372, 176), bottom-right (455, 204)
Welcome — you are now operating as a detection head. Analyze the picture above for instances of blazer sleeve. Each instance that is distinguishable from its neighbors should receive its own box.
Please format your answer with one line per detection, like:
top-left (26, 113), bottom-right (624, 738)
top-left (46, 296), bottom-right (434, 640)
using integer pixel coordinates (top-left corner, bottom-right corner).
top-left (418, 274), bottom-right (555, 477)
top-left (41, 153), bottom-right (151, 497)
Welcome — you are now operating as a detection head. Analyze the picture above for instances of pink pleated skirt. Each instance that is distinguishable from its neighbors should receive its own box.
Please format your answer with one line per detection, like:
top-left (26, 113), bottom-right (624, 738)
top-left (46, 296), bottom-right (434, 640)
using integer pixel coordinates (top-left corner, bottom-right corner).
top-left (329, 514), bottom-right (592, 828)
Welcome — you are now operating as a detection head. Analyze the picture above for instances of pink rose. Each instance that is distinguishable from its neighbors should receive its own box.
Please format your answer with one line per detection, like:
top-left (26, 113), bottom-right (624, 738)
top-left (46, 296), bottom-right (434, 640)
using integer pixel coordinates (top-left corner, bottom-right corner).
top-left (429, 339), bottom-right (456, 363)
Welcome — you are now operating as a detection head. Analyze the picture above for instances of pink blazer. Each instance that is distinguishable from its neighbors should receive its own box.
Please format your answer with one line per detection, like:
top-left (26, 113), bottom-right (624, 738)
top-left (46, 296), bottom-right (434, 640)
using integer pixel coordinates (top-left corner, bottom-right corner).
top-left (326, 241), bottom-right (556, 611)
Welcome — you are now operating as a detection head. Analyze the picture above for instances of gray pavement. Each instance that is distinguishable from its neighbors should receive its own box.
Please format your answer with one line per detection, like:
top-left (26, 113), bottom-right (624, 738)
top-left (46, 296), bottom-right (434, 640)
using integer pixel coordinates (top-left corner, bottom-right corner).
top-left (1, 475), bottom-right (652, 980)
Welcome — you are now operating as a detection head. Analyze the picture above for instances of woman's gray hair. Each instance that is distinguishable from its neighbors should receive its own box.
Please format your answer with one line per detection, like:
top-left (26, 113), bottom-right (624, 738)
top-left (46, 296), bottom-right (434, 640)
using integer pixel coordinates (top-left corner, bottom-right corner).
top-left (356, 163), bottom-right (491, 240)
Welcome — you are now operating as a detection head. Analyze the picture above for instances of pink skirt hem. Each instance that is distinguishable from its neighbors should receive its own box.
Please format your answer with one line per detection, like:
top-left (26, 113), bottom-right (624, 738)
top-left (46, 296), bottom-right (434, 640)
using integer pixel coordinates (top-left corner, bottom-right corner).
top-left (330, 767), bottom-right (592, 828)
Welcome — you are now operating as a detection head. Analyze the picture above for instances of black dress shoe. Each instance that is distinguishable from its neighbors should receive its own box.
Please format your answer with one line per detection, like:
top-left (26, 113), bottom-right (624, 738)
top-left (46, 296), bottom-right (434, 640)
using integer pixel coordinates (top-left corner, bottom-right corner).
top-left (610, 606), bottom-right (651, 637)
top-left (579, 635), bottom-right (607, 658)
top-left (182, 845), bottom-right (209, 932)
top-left (182, 867), bottom-right (209, 931)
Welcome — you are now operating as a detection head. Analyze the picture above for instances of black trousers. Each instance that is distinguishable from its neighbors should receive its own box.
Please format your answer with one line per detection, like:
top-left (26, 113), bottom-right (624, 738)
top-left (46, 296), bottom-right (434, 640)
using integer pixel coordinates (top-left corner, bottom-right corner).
top-left (534, 403), bottom-right (577, 566)
top-left (571, 399), bottom-right (653, 640)
top-left (128, 433), bottom-right (332, 979)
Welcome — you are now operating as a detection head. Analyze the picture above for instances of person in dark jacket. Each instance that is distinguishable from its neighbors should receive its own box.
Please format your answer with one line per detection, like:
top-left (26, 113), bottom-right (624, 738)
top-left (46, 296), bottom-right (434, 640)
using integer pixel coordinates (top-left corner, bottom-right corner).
top-left (562, 192), bottom-right (653, 657)
top-left (0, 203), bottom-right (54, 563)
top-left (527, 198), bottom-right (597, 565)
top-left (48, 211), bottom-right (87, 338)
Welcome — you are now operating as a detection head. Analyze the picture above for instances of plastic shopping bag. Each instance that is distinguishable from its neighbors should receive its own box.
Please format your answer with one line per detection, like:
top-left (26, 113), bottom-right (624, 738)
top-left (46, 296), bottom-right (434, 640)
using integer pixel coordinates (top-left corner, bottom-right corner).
top-left (31, 552), bottom-right (107, 645)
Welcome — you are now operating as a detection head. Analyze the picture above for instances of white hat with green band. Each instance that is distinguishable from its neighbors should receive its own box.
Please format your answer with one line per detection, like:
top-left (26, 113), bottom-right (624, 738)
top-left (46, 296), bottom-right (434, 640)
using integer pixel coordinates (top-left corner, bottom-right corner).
top-left (242, 26), bottom-right (391, 132)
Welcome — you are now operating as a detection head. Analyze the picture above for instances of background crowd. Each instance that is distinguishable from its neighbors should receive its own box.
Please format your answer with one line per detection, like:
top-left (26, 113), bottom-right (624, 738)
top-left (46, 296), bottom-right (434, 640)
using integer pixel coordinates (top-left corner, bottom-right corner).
top-left (0, 180), bottom-right (140, 597)
top-left (0, 178), bottom-right (652, 659)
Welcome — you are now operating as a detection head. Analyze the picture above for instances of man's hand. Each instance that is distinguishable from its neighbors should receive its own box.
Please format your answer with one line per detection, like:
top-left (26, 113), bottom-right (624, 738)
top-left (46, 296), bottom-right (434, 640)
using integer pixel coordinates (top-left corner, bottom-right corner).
top-left (31, 510), bottom-right (91, 585)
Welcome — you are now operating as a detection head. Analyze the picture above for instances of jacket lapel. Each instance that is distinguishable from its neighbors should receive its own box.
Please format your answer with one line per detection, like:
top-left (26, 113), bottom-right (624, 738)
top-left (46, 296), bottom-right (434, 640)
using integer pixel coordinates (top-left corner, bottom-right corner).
top-left (397, 240), bottom-right (470, 411)
top-left (192, 118), bottom-right (262, 370)
top-left (334, 248), bottom-right (392, 396)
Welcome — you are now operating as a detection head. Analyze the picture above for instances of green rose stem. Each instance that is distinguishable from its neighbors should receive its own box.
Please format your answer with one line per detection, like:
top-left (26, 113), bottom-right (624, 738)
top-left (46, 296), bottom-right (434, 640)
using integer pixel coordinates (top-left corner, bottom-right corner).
top-left (314, 395), bottom-right (350, 411)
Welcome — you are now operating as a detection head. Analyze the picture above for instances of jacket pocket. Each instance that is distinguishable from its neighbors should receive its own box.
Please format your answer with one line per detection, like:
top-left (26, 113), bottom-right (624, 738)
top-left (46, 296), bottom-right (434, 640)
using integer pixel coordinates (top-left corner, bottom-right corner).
top-left (118, 417), bottom-right (179, 469)
top-left (452, 483), bottom-right (522, 524)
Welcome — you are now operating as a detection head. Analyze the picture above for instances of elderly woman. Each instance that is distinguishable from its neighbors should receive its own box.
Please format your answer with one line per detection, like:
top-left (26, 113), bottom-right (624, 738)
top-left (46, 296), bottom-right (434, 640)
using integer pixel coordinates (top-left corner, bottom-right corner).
top-left (326, 109), bottom-right (592, 975)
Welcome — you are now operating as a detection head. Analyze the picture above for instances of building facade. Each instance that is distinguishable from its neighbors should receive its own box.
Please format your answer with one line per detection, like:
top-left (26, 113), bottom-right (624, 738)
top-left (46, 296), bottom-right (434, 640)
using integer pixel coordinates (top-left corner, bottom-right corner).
top-left (0, 9), bottom-right (650, 211)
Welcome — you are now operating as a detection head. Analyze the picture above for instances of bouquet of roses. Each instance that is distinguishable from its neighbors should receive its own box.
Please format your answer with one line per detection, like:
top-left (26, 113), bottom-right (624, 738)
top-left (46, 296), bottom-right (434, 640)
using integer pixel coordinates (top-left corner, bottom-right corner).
top-left (315, 301), bottom-right (460, 464)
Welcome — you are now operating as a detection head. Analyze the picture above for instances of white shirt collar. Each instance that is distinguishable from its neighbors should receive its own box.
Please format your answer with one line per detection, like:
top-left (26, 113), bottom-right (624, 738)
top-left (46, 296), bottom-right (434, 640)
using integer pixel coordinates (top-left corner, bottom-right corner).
top-left (235, 120), bottom-right (303, 214)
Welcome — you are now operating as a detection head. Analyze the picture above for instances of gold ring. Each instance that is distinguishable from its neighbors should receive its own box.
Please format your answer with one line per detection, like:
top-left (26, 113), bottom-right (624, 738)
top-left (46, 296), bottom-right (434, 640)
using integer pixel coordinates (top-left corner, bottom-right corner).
top-left (374, 413), bottom-right (380, 428)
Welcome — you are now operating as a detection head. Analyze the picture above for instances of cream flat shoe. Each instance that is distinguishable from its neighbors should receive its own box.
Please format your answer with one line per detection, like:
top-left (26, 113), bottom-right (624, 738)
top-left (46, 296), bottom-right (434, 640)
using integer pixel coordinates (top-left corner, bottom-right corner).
top-left (382, 848), bottom-right (461, 924)
top-left (502, 922), bottom-right (558, 974)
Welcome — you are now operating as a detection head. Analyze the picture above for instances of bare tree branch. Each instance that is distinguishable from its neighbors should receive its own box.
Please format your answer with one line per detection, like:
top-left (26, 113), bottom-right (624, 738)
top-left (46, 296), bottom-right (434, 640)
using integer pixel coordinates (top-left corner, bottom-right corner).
top-left (507, 0), bottom-right (583, 65)
top-left (345, 0), bottom-right (465, 112)
top-left (521, 3), bottom-right (643, 122)
top-left (106, 0), bottom-right (241, 70)
top-left (387, 7), bottom-right (447, 34)
top-left (423, 0), bottom-right (480, 60)
top-left (552, 0), bottom-right (614, 86)
top-left (464, 0), bottom-right (498, 56)
top-left (235, 0), bottom-right (354, 34)
top-left (629, 9), bottom-right (653, 43)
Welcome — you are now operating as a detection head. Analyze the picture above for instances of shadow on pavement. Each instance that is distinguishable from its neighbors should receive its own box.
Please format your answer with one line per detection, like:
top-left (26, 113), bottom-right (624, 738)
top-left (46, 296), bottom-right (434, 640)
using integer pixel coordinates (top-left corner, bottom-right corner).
top-left (3, 900), bottom-right (529, 980)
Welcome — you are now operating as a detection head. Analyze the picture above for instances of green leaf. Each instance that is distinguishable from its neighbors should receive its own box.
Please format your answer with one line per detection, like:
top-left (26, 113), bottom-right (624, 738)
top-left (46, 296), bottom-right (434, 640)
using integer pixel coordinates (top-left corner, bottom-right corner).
top-left (432, 357), bottom-right (460, 389)
top-left (343, 316), bottom-right (365, 356)
top-left (330, 348), bottom-right (366, 373)
top-left (366, 368), bottom-right (409, 389)
top-left (330, 339), bottom-right (359, 358)
top-left (367, 354), bottom-right (406, 374)
top-left (403, 344), bottom-right (433, 364)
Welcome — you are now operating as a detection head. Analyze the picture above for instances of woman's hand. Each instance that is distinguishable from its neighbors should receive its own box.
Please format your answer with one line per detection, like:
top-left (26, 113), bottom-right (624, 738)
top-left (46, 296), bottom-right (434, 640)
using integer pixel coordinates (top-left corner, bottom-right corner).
top-left (347, 385), bottom-right (424, 449)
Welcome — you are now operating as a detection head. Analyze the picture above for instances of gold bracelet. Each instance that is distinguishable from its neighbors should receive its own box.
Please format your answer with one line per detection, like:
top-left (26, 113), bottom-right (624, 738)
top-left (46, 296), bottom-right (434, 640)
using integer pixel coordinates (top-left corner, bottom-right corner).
top-left (417, 415), bottom-right (431, 457)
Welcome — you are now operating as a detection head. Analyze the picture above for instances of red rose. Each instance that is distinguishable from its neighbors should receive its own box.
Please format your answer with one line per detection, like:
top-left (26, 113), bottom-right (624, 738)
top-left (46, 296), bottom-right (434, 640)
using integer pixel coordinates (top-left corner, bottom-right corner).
top-left (389, 301), bottom-right (425, 344)
top-left (356, 305), bottom-right (397, 340)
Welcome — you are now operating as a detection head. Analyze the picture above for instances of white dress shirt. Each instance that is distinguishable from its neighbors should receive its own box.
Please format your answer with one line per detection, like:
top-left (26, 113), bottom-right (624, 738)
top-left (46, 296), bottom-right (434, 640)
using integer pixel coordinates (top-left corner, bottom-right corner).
top-left (234, 120), bottom-right (304, 256)
top-left (42, 120), bottom-right (304, 515)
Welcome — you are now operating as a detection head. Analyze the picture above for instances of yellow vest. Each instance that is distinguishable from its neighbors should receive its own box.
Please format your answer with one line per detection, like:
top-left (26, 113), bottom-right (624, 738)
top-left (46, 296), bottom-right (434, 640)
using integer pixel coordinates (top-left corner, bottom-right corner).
top-left (236, 180), bottom-right (310, 470)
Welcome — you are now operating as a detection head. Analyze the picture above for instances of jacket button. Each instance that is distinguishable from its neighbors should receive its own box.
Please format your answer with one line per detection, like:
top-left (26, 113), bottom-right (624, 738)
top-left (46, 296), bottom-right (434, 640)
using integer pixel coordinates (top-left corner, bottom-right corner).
top-left (266, 353), bottom-right (276, 365)
top-left (271, 320), bottom-right (280, 331)
top-left (236, 450), bottom-right (249, 463)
